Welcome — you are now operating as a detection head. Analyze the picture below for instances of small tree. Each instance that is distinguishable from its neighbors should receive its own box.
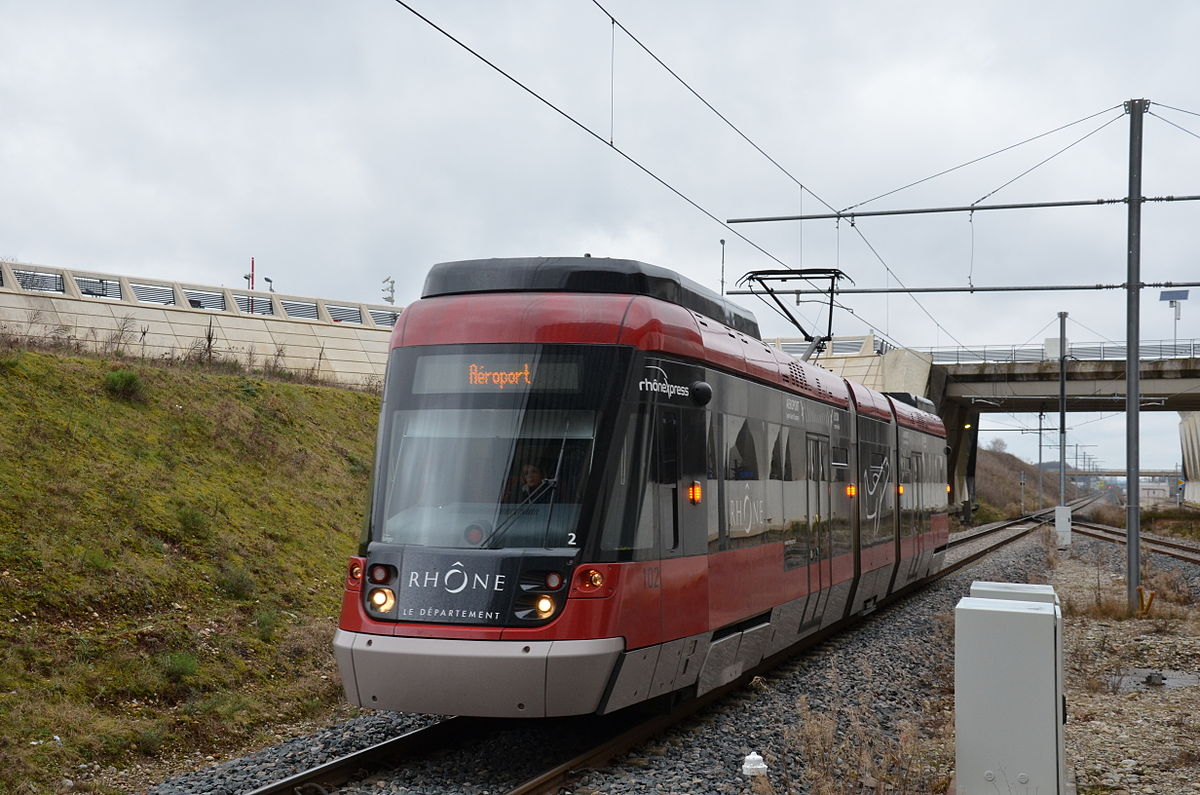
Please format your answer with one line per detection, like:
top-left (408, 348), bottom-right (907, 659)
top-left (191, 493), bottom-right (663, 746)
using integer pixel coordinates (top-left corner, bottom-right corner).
top-left (986, 437), bottom-right (1008, 453)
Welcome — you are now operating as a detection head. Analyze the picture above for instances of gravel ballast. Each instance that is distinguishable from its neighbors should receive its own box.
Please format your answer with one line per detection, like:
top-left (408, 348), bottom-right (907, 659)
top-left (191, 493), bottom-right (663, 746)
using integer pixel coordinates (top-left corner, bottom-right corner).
top-left (141, 529), bottom-right (1200, 794)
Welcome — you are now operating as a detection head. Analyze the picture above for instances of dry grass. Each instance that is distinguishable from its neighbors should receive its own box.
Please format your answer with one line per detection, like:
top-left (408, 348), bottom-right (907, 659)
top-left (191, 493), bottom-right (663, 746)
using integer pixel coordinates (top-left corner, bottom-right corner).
top-left (753, 651), bottom-right (956, 794)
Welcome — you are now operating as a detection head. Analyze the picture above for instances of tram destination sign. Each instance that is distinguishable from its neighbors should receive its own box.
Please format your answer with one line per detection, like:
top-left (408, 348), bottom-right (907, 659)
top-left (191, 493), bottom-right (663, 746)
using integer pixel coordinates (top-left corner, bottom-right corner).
top-left (413, 353), bottom-right (580, 394)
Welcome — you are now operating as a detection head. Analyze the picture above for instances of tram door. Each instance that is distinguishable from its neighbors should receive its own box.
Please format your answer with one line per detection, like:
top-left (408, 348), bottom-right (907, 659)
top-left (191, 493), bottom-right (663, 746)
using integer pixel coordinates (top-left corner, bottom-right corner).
top-left (653, 406), bottom-right (709, 640)
top-left (804, 435), bottom-right (833, 626)
top-left (911, 452), bottom-right (927, 575)
top-left (900, 453), bottom-right (921, 581)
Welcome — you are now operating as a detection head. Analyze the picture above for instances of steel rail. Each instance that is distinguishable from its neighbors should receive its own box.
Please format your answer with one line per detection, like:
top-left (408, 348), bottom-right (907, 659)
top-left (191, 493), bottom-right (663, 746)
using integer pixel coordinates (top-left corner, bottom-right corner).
top-left (1070, 520), bottom-right (1200, 565)
top-left (242, 716), bottom-right (492, 795)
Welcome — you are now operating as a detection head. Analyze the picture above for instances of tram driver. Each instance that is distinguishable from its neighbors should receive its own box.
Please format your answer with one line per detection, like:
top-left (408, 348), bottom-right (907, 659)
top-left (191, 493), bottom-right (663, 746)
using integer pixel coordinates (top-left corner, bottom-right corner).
top-left (516, 462), bottom-right (546, 500)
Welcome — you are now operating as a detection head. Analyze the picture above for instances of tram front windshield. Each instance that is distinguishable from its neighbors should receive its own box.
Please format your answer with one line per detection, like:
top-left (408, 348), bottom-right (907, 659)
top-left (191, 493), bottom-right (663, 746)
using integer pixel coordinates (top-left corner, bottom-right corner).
top-left (372, 345), bottom-right (624, 551)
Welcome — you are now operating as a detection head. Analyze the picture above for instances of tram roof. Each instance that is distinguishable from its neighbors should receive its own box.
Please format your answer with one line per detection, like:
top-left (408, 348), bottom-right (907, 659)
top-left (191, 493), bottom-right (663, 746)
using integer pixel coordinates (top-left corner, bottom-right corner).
top-left (423, 257), bottom-right (761, 339)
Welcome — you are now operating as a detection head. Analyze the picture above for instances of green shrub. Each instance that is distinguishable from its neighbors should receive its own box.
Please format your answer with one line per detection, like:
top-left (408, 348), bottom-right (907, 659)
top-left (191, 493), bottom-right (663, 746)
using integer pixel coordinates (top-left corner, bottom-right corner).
top-left (80, 546), bottom-right (113, 573)
top-left (161, 651), bottom-right (199, 682)
top-left (254, 607), bottom-right (279, 642)
top-left (104, 369), bottom-right (146, 401)
top-left (135, 722), bottom-right (167, 755)
top-left (176, 505), bottom-right (211, 539)
top-left (216, 565), bottom-right (256, 600)
top-left (345, 453), bottom-right (369, 476)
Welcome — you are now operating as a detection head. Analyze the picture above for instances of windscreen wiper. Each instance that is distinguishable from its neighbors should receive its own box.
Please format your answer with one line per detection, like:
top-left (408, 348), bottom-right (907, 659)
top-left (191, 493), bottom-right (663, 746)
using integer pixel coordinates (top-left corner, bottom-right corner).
top-left (480, 477), bottom-right (557, 549)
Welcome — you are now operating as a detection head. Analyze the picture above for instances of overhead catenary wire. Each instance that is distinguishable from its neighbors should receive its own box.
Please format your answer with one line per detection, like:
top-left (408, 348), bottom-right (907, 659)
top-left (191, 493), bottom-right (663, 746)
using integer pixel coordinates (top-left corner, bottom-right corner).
top-left (587, 0), bottom-right (952, 347)
top-left (588, 0), bottom-right (839, 214)
top-left (1148, 110), bottom-right (1200, 143)
top-left (1152, 102), bottom-right (1200, 119)
top-left (1067, 316), bottom-right (1120, 346)
top-left (841, 104), bottom-right (1125, 212)
top-left (846, 224), bottom-right (970, 348)
top-left (972, 113), bottom-right (1125, 205)
top-left (388, 0), bottom-right (806, 286)
top-left (586, 0), bottom-right (992, 352)
top-left (1019, 316), bottom-right (1060, 348)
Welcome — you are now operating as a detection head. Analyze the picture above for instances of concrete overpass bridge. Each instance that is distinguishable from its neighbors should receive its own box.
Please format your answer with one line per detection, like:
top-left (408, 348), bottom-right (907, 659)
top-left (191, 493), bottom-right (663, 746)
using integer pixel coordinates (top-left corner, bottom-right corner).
top-left (770, 335), bottom-right (1200, 510)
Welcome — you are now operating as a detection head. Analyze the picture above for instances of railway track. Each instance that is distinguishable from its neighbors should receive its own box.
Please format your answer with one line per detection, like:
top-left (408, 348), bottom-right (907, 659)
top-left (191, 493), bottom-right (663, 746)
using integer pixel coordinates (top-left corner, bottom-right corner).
top-left (1070, 519), bottom-right (1200, 566)
top-left (244, 503), bottom-right (1095, 795)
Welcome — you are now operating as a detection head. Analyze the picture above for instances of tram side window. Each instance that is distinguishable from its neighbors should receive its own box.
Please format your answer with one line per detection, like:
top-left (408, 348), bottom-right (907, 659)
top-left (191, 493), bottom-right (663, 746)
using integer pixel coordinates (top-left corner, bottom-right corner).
top-left (935, 454), bottom-right (949, 511)
top-left (766, 423), bottom-right (784, 541)
top-left (706, 411), bottom-right (721, 552)
top-left (830, 454), bottom-right (853, 557)
top-left (654, 411), bottom-right (680, 484)
top-left (726, 417), bottom-right (760, 481)
top-left (899, 455), bottom-right (916, 537)
top-left (600, 413), bottom-right (657, 559)
top-left (725, 415), bottom-right (767, 545)
top-left (769, 428), bottom-right (784, 481)
top-left (862, 449), bottom-right (894, 546)
top-left (913, 451), bottom-right (927, 536)
top-left (706, 417), bottom-right (718, 480)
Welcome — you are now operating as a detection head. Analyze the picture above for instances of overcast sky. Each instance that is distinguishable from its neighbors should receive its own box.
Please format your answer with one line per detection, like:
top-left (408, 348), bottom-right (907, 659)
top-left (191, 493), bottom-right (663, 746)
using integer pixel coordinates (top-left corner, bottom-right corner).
top-left (2, 1), bottom-right (1198, 471)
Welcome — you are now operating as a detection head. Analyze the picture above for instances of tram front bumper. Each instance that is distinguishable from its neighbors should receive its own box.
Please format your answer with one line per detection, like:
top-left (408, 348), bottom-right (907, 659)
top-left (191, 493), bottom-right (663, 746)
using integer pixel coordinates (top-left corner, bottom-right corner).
top-left (333, 629), bottom-right (624, 718)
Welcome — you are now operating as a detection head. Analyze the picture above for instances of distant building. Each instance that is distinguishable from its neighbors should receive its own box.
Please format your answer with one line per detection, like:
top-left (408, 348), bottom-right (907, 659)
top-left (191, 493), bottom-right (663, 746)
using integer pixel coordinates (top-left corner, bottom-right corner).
top-left (1139, 477), bottom-right (1172, 508)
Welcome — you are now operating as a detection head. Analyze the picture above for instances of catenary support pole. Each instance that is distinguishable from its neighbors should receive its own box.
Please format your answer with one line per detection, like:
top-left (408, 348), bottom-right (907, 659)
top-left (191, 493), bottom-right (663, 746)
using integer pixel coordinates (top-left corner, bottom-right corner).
top-left (1126, 98), bottom-right (1148, 612)
top-left (1038, 412), bottom-right (1045, 511)
top-left (1059, 311), bottom-right (1068, 505)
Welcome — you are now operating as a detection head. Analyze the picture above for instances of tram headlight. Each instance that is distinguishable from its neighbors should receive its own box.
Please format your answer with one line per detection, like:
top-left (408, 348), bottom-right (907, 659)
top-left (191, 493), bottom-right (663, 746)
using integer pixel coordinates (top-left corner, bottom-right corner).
top-left (534, 595), bottom-right (556, 618)
top-left (368, 587), bottom-right (396, 613)
top-left (583, 569), bottom-right (605, 589)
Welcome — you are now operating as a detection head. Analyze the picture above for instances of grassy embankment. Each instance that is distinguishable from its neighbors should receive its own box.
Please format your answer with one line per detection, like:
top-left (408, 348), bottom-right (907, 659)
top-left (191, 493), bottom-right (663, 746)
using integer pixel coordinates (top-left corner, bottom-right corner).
top-left (971, 446), bottom-right (1086, 524)
top-left (0, 350), bottom-right (377, 793)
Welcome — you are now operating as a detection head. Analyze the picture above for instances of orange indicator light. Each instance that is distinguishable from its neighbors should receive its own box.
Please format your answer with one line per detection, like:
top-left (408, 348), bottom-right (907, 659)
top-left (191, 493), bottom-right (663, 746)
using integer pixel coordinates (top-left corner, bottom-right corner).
top-left (688, 481), bottom-right (703, 505)
top-left (898, 484), bottom-right (905, 495)
top-left (846, 484), bottom-right (858, 498)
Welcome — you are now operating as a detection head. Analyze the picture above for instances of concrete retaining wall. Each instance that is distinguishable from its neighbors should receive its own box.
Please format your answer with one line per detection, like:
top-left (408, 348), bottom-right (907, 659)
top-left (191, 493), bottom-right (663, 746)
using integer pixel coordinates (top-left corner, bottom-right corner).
top-left (0, 261), bottom-right (397, 388)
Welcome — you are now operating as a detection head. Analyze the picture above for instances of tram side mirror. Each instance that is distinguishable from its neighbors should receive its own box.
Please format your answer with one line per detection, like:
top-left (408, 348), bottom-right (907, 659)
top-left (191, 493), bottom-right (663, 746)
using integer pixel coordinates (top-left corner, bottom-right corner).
top-left (689, 381), bottom-right (713, 406)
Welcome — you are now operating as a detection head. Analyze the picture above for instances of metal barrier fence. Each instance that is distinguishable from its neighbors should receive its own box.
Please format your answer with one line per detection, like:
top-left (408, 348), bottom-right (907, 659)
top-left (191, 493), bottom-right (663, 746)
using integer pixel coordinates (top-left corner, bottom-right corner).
top-left (921, 340), bottom-right (1200, 364)
top-left (765, 334), bottom-right (1200, 364)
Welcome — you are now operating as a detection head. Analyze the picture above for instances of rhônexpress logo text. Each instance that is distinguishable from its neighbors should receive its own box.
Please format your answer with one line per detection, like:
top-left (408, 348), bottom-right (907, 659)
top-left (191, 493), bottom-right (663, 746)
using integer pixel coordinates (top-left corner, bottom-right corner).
top-left (639, 366), bottom-right (690, 399)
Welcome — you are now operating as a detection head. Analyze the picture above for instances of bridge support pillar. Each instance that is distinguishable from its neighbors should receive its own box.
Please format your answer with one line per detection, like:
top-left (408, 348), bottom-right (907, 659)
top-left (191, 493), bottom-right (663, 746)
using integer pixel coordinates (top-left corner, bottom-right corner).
top-left (940, 403), bottom-right (980, 520)
top-left (1182, 412), bottom-right (1200, 507)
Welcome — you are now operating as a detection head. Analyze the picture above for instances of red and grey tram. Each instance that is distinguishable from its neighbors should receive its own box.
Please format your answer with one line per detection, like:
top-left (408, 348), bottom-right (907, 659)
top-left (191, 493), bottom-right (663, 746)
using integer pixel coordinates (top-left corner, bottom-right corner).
top-left (334, 257), bottom-right (949, 717)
